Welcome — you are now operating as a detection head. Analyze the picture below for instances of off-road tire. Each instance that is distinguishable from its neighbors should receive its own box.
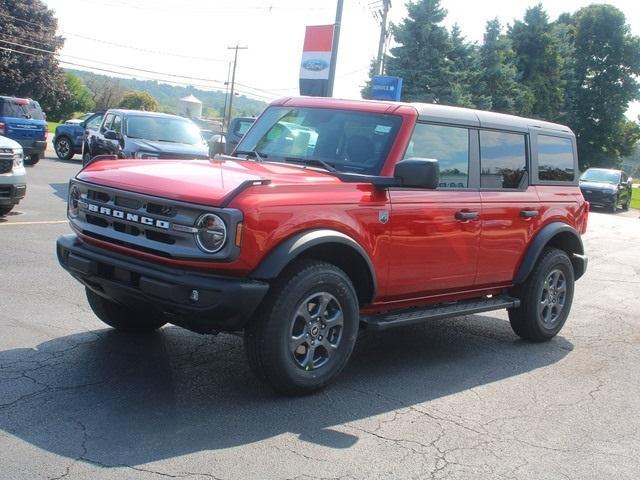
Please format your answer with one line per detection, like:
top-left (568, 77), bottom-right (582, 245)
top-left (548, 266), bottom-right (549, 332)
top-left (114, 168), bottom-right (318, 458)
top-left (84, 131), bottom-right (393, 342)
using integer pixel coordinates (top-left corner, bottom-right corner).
top-left (24, 154), bottom-right (40, 165)
top-left (86, 288), bottom-right (167, 333)
top-left (0, 205), bottom-right (14, 216)
top-left (54, 136), bottom-right (74, 160)
top-left (244, 260), bottom-right (359, 395)
top-left (508, 248), bottom-right (575, 342)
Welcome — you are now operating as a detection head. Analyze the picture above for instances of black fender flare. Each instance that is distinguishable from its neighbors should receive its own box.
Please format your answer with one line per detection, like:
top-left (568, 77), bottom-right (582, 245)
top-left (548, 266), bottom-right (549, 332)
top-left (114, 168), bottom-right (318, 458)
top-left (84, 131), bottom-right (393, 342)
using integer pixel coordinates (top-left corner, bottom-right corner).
top-left (514, 222), bottom-right (586, 284)
top-left (250, 229), bottom-right (377, 298)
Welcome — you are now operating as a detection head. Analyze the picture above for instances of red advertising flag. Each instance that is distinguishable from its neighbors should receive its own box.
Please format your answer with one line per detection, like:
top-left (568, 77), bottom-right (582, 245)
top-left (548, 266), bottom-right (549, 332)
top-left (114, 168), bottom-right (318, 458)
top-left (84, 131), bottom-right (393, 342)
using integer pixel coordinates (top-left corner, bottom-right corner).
top-left (300, 25), bottom-right (334, 96)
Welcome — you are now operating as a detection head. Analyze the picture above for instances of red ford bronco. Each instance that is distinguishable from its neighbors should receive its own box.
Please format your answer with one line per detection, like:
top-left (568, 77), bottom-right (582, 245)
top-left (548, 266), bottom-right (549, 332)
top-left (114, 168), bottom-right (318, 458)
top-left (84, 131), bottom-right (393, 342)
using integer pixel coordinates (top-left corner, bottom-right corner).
top-left (57, 97), bottom-right (588, 395)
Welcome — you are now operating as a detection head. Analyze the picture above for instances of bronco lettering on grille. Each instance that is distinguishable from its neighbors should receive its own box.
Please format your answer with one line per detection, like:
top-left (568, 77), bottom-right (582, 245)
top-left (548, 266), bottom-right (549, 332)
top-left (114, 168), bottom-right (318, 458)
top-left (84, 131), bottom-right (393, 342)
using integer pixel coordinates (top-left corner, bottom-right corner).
top-left (86, 203), bottom-right (170, 230)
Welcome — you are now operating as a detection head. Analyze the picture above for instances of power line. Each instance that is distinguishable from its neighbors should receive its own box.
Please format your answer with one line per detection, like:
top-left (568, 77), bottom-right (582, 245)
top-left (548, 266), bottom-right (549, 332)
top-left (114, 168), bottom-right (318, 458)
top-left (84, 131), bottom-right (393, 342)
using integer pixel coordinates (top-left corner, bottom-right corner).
top-left (1, 45), bottom-right (275, 101)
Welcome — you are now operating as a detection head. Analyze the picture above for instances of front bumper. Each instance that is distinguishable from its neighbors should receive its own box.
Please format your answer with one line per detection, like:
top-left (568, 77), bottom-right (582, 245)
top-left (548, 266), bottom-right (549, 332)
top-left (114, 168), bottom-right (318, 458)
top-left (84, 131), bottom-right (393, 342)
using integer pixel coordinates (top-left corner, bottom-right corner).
top-left (0, 183), bottom-right (26, 206)
top-left (16, 139), bottom-right (47, 156)
top-left (580, 190), bottom-right (616, 207)
top-left (56, 234), bottom-right (269, 333)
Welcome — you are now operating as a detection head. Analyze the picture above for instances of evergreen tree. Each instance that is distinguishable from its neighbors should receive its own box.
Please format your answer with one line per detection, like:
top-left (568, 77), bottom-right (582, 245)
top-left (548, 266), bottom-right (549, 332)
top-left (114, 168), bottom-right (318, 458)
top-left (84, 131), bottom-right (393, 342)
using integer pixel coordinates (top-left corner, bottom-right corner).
top-left (0, 0), bottom-right (69, 115)
top-left (477, 19), bottom-right (531, 114)
top-left (571, 5), bottom-right (640, 169)
top-left (448, 24), bottom-right (478, 107)
top-left (385, 0), bottom-right (453, 103)
top-left (509, 4), bottom-right (565, 121)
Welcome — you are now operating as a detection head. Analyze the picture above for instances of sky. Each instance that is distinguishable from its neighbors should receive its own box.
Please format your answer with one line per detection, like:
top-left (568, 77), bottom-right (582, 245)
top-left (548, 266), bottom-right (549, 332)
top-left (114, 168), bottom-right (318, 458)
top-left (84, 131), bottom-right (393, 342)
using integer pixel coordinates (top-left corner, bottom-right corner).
top-left (41, 0), bottom-right (640, 119)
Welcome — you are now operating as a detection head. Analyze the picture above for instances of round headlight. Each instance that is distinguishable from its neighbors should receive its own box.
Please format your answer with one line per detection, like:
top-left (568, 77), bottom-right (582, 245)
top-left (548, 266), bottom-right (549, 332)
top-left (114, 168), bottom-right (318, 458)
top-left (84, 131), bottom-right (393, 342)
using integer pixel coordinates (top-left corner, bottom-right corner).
top-left (68, 184), bottom-right (81, 218)
top-left (195, 213), bottom-right (227, 253)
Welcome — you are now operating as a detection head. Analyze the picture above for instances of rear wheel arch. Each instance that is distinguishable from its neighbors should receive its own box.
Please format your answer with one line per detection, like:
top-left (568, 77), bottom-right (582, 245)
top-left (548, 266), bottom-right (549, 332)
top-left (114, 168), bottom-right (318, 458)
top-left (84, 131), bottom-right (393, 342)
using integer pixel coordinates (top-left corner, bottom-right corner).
top-left (515, 222), bottom-right (585, 284)
top-left (250, 229), bottom-right (377, 306)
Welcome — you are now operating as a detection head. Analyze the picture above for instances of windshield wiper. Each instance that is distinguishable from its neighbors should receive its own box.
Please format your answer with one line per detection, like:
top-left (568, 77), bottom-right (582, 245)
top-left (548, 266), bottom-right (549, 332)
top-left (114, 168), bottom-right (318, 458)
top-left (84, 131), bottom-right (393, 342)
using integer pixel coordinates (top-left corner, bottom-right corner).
top-left (284, 157), bottom-right (337, 173)
top-left (235, 150), bottom-right (266, 162)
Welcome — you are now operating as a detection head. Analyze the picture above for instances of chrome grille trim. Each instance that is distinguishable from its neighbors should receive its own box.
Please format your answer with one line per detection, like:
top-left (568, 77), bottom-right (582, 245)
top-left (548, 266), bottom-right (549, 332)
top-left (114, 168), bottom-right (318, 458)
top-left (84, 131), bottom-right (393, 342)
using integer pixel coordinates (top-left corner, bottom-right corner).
top-left (69, 180), bottom-right (242, 260)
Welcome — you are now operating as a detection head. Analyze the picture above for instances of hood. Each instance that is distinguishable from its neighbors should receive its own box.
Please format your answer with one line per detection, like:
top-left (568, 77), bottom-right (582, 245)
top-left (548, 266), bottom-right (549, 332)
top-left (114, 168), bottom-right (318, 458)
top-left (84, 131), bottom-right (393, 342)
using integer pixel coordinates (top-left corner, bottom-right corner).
top-left (128, 138), bottom-right (209, 157)
top-left (579, 180), bottom-right (617, 191)
top-left (77, 158), bottom-right (341, 206)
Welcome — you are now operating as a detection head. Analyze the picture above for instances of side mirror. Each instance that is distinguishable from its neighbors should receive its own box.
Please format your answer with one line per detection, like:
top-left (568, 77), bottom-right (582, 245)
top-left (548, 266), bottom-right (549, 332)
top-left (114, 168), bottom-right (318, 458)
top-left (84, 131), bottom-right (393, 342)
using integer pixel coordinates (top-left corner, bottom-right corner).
top-left (394, 158), bottom-right (439, 189)
top-left (104, 130), bottom-right (119, 140)
top-left (209, 136), bottom-right (226, 157)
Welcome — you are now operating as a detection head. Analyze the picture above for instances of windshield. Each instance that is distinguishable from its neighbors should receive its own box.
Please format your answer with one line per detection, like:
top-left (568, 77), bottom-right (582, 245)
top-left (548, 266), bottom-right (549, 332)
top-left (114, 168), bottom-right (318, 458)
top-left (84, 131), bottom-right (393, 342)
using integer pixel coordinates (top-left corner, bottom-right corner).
top-left (236, 106), bottom-right (402, 175)
top-left (580, 169), bottom-right (620, 184)
top-left (125, 116), bottom-right (203, 144)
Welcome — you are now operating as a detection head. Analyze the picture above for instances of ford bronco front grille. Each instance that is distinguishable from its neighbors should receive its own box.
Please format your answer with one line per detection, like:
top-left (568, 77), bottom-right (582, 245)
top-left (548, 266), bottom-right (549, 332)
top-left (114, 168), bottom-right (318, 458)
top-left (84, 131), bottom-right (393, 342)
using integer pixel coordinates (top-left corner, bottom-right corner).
top-left (69, 181), bottom-right (242, 260)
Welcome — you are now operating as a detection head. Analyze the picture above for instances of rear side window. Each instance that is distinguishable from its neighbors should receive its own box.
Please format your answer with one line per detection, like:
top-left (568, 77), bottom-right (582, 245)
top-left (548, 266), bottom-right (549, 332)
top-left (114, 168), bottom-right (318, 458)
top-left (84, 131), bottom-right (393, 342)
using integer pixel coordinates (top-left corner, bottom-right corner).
top-left (480, 130), bottom-right (527, 189)
top-left (233, 120), bottom-right (253, 136)
top-left (537, 135), bottom-right (575, 181)
top-left (404, 123), bottom-right (470, 188)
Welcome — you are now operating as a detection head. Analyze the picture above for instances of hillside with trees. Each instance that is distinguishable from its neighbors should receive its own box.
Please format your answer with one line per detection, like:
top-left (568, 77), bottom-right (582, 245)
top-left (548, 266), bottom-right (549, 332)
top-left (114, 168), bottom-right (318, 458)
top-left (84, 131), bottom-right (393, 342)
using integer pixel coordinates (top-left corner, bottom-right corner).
top-left (67, 70), bottom-right (267, 119)
top-left (365, 1), bottom-right (640, 170)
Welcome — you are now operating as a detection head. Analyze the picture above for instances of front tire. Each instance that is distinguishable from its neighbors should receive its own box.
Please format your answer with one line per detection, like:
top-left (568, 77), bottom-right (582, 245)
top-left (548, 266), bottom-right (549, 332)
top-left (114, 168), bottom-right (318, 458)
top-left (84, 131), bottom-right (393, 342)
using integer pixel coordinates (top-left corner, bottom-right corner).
top-left (82, 145), bottom-right (92, 166)
top-left (508, 248), bottom-right (575, 342)
top-left (86, 288), bottom-right (167, 333)
top-left (54, 136), bottom-right (74, 160)
top-left (24, 154), bottom-right (40, 165)
top-left (244, 260), bottom-right (359, 395)
top-left (0, 205), bottom-right (14, 216)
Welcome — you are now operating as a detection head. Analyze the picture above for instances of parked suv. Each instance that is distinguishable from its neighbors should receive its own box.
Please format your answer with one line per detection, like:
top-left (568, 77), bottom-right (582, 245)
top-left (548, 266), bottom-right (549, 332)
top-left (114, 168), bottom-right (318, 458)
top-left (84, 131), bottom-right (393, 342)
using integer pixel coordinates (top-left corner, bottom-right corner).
top-left (0, 135), bottom-right (27, 216)
top-left (0, 96), bottom-right (47, 165)
top-left (83, 109), bottom-right (209, 165)
top-left (579, 168), bottom-right (632, 213)
top-left (57, 97), bottom-right (588, 395)
top-left (53, 111), bottom-right (105, 161)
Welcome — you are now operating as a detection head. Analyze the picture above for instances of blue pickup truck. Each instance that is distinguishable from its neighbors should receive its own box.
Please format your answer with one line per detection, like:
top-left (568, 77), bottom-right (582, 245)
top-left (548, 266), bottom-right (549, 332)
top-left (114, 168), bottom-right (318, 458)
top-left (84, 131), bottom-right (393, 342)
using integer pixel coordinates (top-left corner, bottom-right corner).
top-left (0, 96), bottom-right (47, 165)
top-left (53, 112), bottom-right (105, 161)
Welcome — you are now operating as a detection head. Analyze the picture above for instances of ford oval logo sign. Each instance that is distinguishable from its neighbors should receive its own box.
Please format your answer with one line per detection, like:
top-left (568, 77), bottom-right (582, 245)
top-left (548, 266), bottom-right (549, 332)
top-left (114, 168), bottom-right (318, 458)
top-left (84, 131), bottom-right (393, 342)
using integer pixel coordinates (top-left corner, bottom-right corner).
top-left (302, 59), bottom-right (329, 72)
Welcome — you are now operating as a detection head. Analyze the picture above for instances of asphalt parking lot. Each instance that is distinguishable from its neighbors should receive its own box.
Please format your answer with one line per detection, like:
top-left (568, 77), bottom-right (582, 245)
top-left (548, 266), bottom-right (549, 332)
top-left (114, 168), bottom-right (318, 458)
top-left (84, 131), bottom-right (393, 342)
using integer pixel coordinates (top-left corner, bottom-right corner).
top-left (1, 148), bottom-right (639, 480)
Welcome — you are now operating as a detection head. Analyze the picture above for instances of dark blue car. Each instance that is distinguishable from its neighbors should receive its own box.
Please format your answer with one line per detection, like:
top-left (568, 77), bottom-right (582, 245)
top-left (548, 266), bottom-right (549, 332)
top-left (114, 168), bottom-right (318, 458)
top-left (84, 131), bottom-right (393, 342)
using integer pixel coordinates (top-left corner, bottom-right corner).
top-left (0, 96), bottom-right (47, 165)
top-left (53, 112), bottom-right (105, 161)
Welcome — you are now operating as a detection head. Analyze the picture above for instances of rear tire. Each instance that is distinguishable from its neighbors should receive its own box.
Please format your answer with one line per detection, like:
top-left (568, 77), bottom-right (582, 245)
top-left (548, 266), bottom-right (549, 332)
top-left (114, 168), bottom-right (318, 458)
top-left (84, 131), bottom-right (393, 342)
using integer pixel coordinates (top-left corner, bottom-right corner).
top-left (508, 248), bottom-right (575, 342)
top-left (54, 136), bottom-right (74, 160)
top-left (86, 288), bottom-right (167, 333)
top-left (24, 154), bottom-right (40, 165)
top-left (244, 260), bottom-right (359, 395)
top-left (0, 205), bottom-right (14, 216)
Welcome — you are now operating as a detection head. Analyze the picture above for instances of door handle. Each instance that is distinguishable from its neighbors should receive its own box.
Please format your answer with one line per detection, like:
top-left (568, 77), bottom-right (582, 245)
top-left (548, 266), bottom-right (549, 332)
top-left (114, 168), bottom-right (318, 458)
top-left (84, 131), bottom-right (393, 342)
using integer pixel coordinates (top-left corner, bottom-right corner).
top-left (455, 210), bottom-right (479, 221)
top-left (520, 209), bottom-right (539, 218)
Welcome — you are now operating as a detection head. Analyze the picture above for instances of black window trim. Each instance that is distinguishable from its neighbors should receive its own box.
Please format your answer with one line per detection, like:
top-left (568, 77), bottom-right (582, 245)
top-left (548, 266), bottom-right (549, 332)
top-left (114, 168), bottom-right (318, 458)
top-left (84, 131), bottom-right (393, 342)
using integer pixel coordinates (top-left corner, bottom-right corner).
top-left (101, 113), bottom-right (115, 134)
top-left (530, 129), bottom-right (579, 186)
top-left (397, 120), bottom-right (480, 191)
top-left (478, 127), bottom-right (531, 192)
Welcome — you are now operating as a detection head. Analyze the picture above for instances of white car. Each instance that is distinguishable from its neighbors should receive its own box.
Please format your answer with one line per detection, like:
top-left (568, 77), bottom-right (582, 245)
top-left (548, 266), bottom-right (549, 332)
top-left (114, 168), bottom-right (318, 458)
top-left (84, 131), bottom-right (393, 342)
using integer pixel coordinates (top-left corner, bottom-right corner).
top-left (0, 135), bottom-right (27, 216)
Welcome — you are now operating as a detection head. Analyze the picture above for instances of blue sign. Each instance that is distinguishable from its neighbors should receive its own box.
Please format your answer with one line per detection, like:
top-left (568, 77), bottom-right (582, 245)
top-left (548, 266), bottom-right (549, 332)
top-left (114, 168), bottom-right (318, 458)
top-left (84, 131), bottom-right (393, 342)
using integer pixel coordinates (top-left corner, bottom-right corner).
top-left (370, 75), bottom-right (403, 101)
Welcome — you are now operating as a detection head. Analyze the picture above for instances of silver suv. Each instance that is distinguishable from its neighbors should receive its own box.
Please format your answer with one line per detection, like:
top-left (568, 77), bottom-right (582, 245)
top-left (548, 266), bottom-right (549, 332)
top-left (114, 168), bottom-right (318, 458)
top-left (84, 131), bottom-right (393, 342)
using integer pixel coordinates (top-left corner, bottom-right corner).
top-left (0, 135), bottom-right (27, 216)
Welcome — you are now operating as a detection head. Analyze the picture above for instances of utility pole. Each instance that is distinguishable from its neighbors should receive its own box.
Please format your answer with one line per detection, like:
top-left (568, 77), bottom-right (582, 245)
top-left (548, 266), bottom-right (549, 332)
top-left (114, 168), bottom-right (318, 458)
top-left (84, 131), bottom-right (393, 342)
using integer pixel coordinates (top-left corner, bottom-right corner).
top-left (375, 0), bottom-right (391, 76)
top-left (222, 61), bottom-right (231, 134)
top-left (226, 44), bottom-right (247, 133)
top-left (326, 0), bottom-right (344, 97)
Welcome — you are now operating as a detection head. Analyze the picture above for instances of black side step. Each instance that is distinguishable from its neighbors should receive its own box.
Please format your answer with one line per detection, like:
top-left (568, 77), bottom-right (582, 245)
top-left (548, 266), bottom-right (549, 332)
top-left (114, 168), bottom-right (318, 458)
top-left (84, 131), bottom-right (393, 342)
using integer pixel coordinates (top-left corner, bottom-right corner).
top-left (362, 295), bottom-right (520, 331)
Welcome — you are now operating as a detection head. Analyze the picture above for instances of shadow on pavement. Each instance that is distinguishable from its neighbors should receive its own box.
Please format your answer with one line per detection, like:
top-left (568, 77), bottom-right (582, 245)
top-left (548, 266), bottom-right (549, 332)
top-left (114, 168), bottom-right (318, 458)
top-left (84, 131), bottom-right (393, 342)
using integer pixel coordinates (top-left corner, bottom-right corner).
top-left (0, 314), bottom-right (572, 467)
top-left (50, 182), bottom-right (70, 201)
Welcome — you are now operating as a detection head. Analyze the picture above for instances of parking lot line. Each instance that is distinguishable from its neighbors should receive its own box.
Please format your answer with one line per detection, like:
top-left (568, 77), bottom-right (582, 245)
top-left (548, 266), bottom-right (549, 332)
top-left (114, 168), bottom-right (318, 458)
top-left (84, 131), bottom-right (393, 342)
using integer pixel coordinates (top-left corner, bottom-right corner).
top-left (0, 220), bottom-right (68, 226)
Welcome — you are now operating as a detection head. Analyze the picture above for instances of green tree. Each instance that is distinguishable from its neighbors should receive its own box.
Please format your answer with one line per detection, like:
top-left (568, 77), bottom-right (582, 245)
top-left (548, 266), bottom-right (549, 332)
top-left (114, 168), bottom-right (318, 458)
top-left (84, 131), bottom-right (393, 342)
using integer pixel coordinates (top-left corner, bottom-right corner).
top-left (384, 0), bottom-right (453, 103)
top-left (477, 19), bottom-right (532, 114)
top-left (118, 91), bottom-right (159, 111)
top-left (0, 0), bottom-right (68, 115)
top-left (47, 72), bottom-right (95, 121)
top-left (570, 5), bottom-right (640, 169)
top-left (448, 24), bottom-right (479, 107)
top-left (509, 4), bottom-right (565, 121)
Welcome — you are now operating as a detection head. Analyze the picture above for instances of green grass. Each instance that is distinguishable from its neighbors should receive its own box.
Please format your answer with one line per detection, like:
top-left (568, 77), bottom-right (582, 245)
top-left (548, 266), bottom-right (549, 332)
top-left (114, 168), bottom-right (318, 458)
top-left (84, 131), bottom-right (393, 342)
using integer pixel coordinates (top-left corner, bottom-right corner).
top-left (47, 121), bottom-right (61, 134)
top-left (631, 186), bottom-right (640, 210)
